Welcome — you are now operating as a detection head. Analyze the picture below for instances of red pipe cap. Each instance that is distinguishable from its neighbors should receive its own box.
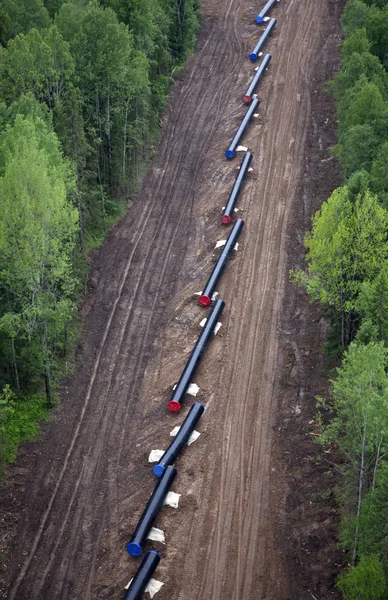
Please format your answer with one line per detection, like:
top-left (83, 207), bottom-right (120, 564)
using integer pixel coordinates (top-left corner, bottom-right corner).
top-left (221, 214), bottom-right (232, 224)
top-left (243, 95), bottom-right (251, 104)
top-left (168, 400), bottom-right (181, 412)
top-left (199, 295), bottom-right (211, 306)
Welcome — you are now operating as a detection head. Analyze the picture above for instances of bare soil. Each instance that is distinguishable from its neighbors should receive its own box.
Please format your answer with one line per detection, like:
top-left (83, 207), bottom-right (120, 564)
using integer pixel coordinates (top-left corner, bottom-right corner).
top-left (0, 1), bottom-right (346, 599)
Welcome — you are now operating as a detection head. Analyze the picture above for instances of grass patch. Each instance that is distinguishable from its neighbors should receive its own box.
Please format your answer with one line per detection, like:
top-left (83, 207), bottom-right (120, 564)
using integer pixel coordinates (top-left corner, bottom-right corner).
top-left (0, 386), bottom-right (48, 470)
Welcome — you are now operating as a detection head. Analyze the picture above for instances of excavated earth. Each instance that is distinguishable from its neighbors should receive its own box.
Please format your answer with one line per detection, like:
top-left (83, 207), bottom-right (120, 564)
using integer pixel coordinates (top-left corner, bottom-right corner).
top-left (0, 1), bottom-right (347, 598)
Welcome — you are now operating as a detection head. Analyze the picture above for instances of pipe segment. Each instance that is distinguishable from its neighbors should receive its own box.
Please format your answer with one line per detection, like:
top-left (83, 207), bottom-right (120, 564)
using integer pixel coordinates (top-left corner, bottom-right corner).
top-left (256, 0), bottom-right (277, 23)
top-left (123, 551), bottom-right (161, 600)
top-left (244, 54), bottom-right (272, 104)
top-left (221, 152), bottom-right (252, 224)
top-left (167, 299), bottom-right (226, 412)
top-left (199, 220), bottom-right (244, 307)
top-left (250, 18), bottom-right (276, 61)
top-left (154, 402), bottom-right (205, 477)
top-left (127, 466), bottom-right (176, 556)
top-left (225, 98), bottom-right (260, 159)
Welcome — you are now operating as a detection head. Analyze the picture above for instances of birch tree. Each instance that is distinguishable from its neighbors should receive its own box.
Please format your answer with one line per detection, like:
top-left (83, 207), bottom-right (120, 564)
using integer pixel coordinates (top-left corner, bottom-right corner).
top-left (0, 114), bottom-right (78, 400)
top-left (318, 342), bottom-right (388, 562)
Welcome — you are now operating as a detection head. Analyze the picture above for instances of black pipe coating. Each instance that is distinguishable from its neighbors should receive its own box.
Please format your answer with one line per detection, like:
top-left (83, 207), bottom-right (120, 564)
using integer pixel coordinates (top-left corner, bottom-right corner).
top-left (168, 299), bottom-right (225, 412)
top-left (127, 466), bottom-right (176, 556)
top-left (154, 402), bottom-right (205, 477)
top-left (199, 220), bottom-right (244, 307)
top-left (221, 152), bottom-right (252, 224)
top-left (225, 98), bottom-right (260, 159)
top-left (250, 18), bottom-right (276, 61)
top-left (244, 54), bottom-right (272, 104)
top-left (123, 551), bottom-right (161, 600)
top-left (256, 0), bottom-right (277, 23)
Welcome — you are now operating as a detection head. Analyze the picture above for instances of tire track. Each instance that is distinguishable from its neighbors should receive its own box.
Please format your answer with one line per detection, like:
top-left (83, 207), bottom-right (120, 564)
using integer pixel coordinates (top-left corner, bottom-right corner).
top-left (161, 1), bottom-right (331, 599)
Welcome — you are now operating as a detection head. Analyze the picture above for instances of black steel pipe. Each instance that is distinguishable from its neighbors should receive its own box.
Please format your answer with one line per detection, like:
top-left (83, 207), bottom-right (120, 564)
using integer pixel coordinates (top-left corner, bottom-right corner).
top-left (250, 18), bottom-right (276, 61)
top-left (127, 466), bottom-right (176, 556)
top-left (244, 54), bottom-right (272, 104)
top-left (256, 0), bottom-right (277, 23)
top-left (199, 220), bottom-right (244, 307)
top-left (168, 299), bottom-right (225, 412)
top-left (221, 152), bottom-right (252, 224)
top-left (225, 98), bottom-right (260, 159)
top-left (123, 551), bottom-right (161, 600)
top-left (154, 402), bottom-right (205, 477)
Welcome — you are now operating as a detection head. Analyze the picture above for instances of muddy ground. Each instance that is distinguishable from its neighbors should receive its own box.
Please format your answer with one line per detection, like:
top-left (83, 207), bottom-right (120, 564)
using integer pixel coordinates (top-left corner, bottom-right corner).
top-left (0, 1), bottom-right (346, 598)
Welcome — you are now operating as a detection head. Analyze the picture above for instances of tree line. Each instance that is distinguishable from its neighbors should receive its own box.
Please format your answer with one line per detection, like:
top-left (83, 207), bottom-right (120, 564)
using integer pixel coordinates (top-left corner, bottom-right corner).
top-left (0, 0), bottom-right (199, 468)
top-left (292, 0), bottom-right (388, 597)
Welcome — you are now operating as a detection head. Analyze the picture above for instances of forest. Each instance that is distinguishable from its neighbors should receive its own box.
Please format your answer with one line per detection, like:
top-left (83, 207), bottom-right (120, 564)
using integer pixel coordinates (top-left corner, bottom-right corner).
top-left (0, 0), bottom-right (199, 467)
top-left (292, 0), bottom-right (388, 596)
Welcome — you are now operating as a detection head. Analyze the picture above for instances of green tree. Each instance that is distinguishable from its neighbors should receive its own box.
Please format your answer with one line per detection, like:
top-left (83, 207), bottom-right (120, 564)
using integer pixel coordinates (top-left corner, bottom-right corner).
top-left (0, 114), bottom-right (78, 400)
top-left (0, 26), bottom-right (75, 108)
top-left (346, 170), bottom-right (371, 200)
top-left (342, 0), bottom-right (376, 37)
top-left (344, 81), bottom-right (387, 131)
top-left (330, 48), bottom-right (388, 103)
top-left (43, 0), bottom-right (66, 19)
top-left (335, 124), bottom-right (381, 177)
top-left (101, 0), bottom-right (173, 113)
top-left (293, 187), bottom-right (388, 347)
top-left (357, 262), bottom-right (388, 341)
top-left (162, 0), bottom-right (200, 61)
top-left (333, 74), bottom-right (388, 145)
top-left (56, 2), bottom-right (151, 193)
top-left (342, 27), bottom-right (371, 60)
top-left (366, 5), bottom-right (388, 66)
top-left (0, 6), bottom-right (12, 46)
top-left (363, 0), bottom-right (388, 7)
top-left (357, 461), bottom-right (388, 559)
top-left (319, 342), bottom-right (388, 561)
top-left (0, 0), bottom-right (50, 39)
top-left (371, 141), bottom-right (388, 208)
top-left (337, 555), bottom-right (387, 600)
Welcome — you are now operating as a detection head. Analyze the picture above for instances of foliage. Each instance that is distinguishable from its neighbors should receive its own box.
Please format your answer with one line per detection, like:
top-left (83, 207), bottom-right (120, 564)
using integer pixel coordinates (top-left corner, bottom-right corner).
top-left (337, 555), bottom-right (387, 600)
top-left (334, 123), bottom-right (381, 177)
top-left (357, 262), bottom-right (388, 340)
top-left (0, 114), bottom-right (79, 398)
top-left (317, 342), bottom-right (388, 567)
top-left (0, 386), bottom-right (48, 466)
top-left (366, 5), bottom-right (388, 66)
top-left (292, 186), bottom-right (388, 347)
top-left (342, 0), bottom-right (376, 37)
top-left (0, 0), bottom-right (50, 41)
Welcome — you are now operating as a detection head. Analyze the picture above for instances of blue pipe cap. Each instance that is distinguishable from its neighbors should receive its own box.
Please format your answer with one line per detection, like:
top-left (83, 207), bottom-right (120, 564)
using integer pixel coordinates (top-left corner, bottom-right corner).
top-left (256, 16), bottom-right (263, 23)
top-left (127, 542), bottom-right (142, 557)
top-left (225, 149), bottom-right (235, 159)
top-left (153, 464), bottom-right (166, 478)
top-left (250, 52), bottom-right (258, 61)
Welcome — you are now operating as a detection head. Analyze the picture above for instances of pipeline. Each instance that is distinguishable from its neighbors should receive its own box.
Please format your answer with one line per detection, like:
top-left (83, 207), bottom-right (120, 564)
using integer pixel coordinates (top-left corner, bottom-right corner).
top-left (250, 18), bottom-right (276, 61)
top-left (127, 466), bottom-right (177, 556)
top-left (123, 551), bottom-right (161, 600)
top-left (225, 98), bottom-right (260, 159)
top-left (199, 220), bottom-right (244, 307)
top-left (256, 0), bottom-right (277, 23)
top-left (221, 152), bottom-right (252, 224)
top-left (168, 299), bottom-right (225, 412)
top-left (154, 402), bottom-right (205, 477)
top-left (244, 54), bottom-right (272, 104)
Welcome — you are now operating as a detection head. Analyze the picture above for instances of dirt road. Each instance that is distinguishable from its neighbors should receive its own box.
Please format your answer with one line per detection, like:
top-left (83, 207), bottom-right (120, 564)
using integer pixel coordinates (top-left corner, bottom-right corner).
top-left (0, 1), bottom-right (345, 598)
